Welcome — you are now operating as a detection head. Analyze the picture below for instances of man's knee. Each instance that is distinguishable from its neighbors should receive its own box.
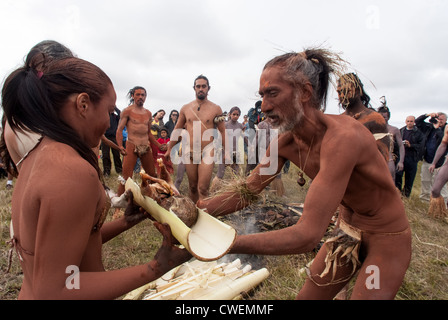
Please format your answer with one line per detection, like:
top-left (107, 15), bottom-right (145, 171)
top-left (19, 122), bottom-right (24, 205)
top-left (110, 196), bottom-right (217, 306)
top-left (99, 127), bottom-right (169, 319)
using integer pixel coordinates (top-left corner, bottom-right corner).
top-left (198, 185), bottom-right (209, 197)
top-left (189, 184), bottom-right (198, 195)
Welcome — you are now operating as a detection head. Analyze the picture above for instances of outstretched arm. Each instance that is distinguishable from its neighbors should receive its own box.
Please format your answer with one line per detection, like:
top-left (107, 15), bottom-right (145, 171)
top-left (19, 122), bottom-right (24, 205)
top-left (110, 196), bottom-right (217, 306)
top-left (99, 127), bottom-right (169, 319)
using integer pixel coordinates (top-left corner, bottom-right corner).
top-left (229, 132), bottom-right (360, 256)
top-left (197, 142), bottom-right (286, 216)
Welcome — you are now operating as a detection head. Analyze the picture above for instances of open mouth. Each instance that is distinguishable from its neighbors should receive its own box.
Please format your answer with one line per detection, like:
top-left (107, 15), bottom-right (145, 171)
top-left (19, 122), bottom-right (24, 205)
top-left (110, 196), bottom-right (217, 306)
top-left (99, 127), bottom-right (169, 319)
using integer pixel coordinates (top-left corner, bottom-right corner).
top-left (267, 114), bottom-right (279, 124)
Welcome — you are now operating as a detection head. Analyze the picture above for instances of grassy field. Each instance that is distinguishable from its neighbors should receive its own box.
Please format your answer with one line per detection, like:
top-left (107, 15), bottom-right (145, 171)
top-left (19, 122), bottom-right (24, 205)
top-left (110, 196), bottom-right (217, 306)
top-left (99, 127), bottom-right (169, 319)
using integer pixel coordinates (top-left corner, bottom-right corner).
top-left (1, 163), bottom-right (447, 300)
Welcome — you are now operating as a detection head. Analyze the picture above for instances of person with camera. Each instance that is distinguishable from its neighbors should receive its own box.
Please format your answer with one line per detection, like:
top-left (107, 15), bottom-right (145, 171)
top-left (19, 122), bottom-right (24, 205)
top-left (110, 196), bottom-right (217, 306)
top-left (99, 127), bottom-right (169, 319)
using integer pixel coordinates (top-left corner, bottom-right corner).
top-left (415, 112), bottom-right (448, 202)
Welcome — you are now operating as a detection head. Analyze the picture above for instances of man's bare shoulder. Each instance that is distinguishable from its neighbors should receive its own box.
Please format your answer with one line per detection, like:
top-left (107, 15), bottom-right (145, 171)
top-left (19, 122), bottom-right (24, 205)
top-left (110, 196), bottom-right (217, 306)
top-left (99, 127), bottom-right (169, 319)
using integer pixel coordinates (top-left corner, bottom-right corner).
top-left (122, 105), bottom-right (151, 116)
top-left (325, 114), bottom-right (373, 142)
top-left (180, 101), bottom-right (197, 113)
top-left (388, 124), bottom-right (401, 135)
top-left (182, 100), bottom-right (221, 111)
top-left (205, 100), bottom-right (222, 113)
top-left (120, 105), bottom-right (133, 116)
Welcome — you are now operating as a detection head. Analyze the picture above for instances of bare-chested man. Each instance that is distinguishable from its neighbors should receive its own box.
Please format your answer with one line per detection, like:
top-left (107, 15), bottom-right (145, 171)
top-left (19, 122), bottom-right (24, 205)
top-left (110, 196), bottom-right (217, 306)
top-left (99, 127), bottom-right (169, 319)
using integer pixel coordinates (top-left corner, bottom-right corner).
top-left (198, 49), bottom-right (411, 300)
top-left (116, 86), bottom-right (165, 196)
top-left (165, 75), bottom-right (226, 203)
top-left (378, 101), bottom-right (405, 180)
top-left (337, 73), bottom-right (391, 162)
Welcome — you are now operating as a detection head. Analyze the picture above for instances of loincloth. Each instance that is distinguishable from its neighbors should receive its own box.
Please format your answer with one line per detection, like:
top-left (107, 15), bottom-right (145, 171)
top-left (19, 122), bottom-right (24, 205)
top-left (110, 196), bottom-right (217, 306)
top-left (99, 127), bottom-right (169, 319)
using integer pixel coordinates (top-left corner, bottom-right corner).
top-left (428, 196), bottom-right (448, 219)
top-left (126, 139), bottom-right (152, 157)
top-left (306, 219), bottom-right (362, 286)
top-left (183, 143), bottom-right (215, 164)
top-left (134, 145), bottom-right (150, 157)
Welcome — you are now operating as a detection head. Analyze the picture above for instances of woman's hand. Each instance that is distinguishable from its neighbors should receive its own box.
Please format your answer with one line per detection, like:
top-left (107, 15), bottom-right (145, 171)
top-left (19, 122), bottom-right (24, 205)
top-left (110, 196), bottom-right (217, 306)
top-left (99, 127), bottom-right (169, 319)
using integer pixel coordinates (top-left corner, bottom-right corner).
top-left (150, 222), bottom-right (192, 277)
top-left (124, 190), bottom-right (150, 224)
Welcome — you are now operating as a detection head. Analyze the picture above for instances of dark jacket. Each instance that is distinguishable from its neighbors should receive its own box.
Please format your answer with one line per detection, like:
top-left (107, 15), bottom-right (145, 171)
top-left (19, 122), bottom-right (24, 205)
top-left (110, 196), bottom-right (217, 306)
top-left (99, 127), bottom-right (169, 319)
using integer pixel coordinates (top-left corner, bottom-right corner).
top-left (399, 126), bottom-right (425, 163)
top-left (105, 106), bottom-right (121, 139)
top-left (164, 120), bottom-right (176, 138)
top-left (415, 114), bottom-right (446, 167)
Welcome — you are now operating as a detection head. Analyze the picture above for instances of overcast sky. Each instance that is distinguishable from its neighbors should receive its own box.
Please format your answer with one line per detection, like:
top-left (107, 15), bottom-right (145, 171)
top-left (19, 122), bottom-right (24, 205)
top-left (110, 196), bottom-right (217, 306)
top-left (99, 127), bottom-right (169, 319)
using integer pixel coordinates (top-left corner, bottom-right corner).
top-left (1, 0), bottom-right (447, 128)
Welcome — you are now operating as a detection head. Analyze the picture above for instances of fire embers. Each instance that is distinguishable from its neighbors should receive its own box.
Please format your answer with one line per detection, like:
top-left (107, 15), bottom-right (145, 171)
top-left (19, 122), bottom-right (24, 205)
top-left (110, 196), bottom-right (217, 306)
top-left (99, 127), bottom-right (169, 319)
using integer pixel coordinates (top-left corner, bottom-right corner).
top-left (258, 207), bottom-right (301, 231)
top-left (224, 203), bottom-right (303, 234)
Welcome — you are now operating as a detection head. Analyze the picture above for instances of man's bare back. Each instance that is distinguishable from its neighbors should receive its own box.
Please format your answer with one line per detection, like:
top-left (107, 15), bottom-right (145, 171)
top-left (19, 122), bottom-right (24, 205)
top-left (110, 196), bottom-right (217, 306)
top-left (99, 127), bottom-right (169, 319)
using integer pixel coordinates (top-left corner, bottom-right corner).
top-left (13, 139), bottom-right (107, 298)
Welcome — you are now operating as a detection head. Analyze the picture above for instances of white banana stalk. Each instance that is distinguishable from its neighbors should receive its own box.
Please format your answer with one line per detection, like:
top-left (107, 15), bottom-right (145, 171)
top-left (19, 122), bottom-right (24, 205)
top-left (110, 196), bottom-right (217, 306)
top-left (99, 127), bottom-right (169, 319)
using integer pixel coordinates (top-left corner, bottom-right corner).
top-left (134, 259), bottom-right (269, 301)
top-left (125, 178), bottom-right (237, 261)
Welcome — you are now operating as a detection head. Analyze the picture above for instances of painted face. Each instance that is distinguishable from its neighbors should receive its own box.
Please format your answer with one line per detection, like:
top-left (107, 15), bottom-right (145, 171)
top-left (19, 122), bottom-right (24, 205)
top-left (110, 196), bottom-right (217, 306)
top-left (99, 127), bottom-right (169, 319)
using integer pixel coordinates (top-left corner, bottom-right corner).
top-left (194, 79), bottom-right (209, 101)
top-left (258, 66), bottom-right (303, 134)
top-left (133, 89), bottom-right (146, 107)
top-left (337, 82), bottom-right (356, 108)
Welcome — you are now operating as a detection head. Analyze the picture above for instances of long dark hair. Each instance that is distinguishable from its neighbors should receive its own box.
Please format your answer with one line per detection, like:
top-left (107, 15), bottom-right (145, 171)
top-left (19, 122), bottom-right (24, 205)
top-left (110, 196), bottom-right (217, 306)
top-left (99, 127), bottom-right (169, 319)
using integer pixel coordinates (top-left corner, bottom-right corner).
top-left (0, 40), bottom-right (75, 177)
top-left (1, 53), bottom-right (112, 178)
top-left (127, 86), bottom-right (146, 105)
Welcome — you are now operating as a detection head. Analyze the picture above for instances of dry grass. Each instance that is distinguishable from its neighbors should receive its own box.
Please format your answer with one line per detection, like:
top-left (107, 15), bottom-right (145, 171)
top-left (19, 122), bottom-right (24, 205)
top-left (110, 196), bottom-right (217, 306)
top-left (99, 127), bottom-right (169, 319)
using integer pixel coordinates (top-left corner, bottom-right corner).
top-left (1, 163), bottom-right (447, 300)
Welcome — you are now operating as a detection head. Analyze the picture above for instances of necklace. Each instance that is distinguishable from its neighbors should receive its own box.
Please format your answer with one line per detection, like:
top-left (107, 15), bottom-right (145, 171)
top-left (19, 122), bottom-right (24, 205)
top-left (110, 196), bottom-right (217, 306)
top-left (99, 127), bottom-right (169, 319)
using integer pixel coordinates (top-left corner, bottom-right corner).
top-left (297, 136), bottom-right (314, 187)
top-left (191, 105), bottom-right (207, 129)
top-left (351, 108), bottom-right (369, 120)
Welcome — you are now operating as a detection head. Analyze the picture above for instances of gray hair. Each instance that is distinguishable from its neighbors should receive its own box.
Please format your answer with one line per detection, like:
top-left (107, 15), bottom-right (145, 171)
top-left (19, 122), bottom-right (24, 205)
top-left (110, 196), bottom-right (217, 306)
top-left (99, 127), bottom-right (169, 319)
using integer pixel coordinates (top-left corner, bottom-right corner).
top-left (263, 48), bottom-right (346, 112)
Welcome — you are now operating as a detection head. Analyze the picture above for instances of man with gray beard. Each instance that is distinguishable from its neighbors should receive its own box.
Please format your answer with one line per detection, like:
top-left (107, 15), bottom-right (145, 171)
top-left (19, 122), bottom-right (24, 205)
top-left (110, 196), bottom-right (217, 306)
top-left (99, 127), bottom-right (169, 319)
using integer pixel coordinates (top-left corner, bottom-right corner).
top-left (198, 48), bottom-right (411, 300)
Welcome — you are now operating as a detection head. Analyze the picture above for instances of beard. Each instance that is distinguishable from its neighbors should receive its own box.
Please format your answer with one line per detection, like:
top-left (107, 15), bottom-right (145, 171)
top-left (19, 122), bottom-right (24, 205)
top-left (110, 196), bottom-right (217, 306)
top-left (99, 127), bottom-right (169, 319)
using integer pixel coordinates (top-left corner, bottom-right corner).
top-left (197, 92), bottom-right (207, 100)
top-left (267, 94), bottom-right (304, 135)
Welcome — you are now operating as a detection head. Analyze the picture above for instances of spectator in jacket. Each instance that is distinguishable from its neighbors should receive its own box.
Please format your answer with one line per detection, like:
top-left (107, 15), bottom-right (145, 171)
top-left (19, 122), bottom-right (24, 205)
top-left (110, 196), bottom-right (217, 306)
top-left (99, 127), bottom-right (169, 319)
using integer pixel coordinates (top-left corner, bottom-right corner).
top-left (395, 116), bottom-right (425, 197)
top-left (165, 110), bottom-right (179, 138)
top-left (415, 112), bottom-right (447, 202)
top-left (101, 106), bottom-right (123, 176)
